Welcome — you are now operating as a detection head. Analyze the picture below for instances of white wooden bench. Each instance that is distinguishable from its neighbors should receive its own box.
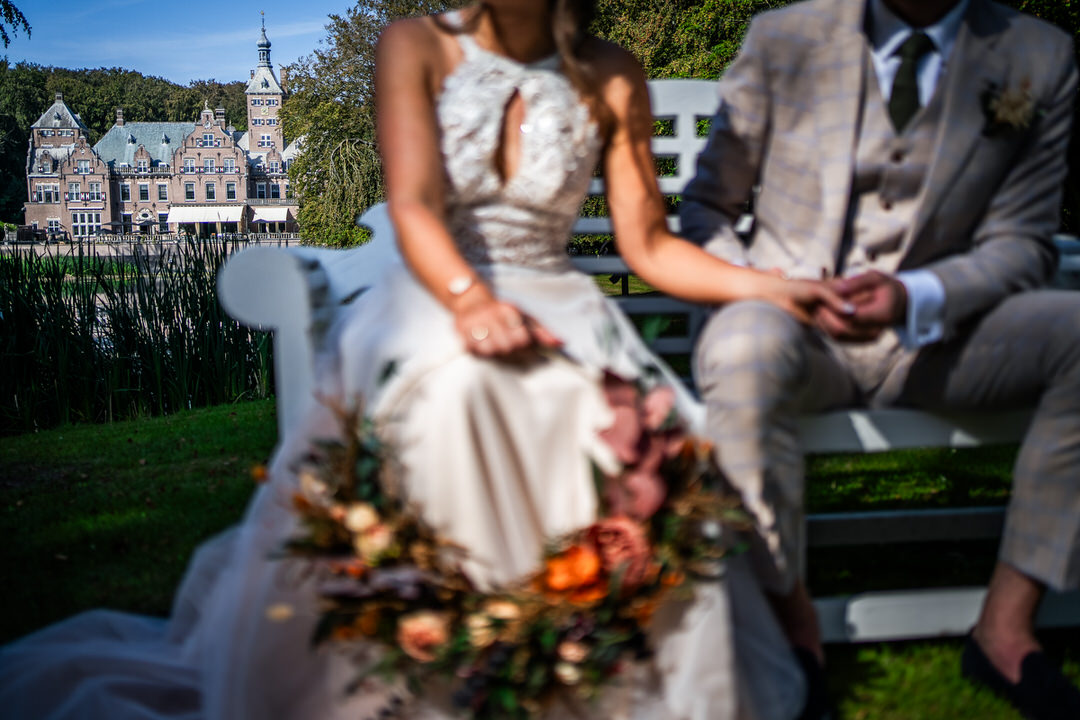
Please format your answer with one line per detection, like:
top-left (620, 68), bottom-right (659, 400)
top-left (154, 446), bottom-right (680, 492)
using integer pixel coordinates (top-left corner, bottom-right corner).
top-left (219, 79), bottom-right (1080, 643)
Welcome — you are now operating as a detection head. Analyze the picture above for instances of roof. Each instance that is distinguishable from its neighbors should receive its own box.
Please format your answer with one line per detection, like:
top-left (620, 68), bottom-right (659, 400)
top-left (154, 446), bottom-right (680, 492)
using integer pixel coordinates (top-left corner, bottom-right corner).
top-left (31, 96), bottom-right (89, 131)
top-left (94, 122), bottom-right (194, 167)
top-left (245, 65), bottom-right (283, 95)
top-left (27, 145), bottom-right (75, 176)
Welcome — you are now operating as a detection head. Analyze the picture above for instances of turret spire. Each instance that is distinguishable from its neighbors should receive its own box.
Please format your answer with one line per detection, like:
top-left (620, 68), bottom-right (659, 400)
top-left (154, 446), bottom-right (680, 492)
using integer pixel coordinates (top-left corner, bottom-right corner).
top-left (257, 12), bottom-right (272, 68)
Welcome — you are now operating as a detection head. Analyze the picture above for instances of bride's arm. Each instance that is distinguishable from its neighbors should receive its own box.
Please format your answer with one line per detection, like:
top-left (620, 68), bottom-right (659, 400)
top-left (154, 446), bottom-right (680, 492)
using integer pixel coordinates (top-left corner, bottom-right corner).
top-left (592, 43), bottom-right (849, 322)
top-left (375, 19), bottom-right (560, 357)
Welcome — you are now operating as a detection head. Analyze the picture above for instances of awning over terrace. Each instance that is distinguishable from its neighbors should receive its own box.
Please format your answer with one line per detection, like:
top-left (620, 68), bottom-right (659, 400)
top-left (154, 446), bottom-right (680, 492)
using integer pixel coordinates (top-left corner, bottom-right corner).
top-left (250, 206), bottom-right (291, 223)
top-left (166, 206), bottom-right (245, 224)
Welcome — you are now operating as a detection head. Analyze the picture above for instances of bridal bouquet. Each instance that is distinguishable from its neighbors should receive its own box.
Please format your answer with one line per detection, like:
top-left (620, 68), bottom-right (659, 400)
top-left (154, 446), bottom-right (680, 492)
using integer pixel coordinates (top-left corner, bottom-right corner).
top-left (281, 373), bottom-right (749, 720)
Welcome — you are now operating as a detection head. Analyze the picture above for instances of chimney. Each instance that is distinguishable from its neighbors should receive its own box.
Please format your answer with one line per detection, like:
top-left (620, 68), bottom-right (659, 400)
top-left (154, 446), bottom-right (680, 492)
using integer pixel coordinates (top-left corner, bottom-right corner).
top-left (215, 106), bottom-right (226, 126)
top-left (116, 107), bottom-right (125, 126)
top-left (55, 92), bottom-right (63, 103)
top-left (279, 67), bottom-right (289, 94)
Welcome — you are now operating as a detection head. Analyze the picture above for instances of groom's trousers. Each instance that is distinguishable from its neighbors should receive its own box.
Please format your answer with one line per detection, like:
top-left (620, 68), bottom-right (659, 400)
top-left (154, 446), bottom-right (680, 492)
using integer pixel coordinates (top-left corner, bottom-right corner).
top-left (693, 290), bottom-right (1080, 595)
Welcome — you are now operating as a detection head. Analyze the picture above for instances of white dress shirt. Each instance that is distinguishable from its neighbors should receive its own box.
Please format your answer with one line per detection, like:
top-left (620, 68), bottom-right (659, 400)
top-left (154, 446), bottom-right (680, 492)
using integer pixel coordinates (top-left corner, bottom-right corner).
top-left (866, 0), bottom-right (970, 346)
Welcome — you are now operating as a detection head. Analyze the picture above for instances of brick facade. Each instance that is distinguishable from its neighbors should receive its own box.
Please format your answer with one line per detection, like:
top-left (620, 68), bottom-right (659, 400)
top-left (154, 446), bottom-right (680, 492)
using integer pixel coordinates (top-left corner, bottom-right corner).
top-left (22, 26), bottom-right (299, 238)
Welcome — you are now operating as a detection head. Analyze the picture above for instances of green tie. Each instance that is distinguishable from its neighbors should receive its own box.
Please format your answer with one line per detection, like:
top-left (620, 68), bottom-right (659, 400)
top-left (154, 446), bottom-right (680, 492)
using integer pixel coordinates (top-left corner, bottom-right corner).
top-left (888, 31), bottom-right (935, 133)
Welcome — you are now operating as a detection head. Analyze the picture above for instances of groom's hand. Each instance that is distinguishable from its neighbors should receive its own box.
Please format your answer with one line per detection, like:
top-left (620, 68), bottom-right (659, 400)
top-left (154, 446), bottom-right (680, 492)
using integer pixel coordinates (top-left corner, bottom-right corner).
top-left (815, 271), bottom-right (907, 342)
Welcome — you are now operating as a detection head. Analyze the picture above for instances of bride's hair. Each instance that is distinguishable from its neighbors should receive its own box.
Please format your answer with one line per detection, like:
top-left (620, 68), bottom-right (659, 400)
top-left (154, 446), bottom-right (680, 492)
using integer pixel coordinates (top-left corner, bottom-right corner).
top-left (549, 0), bottom-right (612, 134)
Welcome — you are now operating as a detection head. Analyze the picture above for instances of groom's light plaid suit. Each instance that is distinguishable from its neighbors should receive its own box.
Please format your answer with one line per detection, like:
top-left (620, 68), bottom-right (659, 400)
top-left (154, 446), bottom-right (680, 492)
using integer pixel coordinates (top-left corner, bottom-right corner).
top-left (682, 0), bottom-right (1080, 593)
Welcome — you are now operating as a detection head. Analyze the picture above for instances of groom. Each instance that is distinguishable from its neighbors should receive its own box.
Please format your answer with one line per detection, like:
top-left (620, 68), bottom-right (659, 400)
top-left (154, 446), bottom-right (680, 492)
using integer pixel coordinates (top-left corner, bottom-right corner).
top-left (681, 0), bottom-right (1080, 716)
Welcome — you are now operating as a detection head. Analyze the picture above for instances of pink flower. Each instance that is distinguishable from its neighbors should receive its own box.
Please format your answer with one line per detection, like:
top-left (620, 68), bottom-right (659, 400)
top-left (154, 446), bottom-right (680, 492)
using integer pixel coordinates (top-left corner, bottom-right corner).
top-left (587, 517), bottom-right (652, 590)
top-left (602, 372), bottom-right (639, 409)
top-left (605, 469), bottom-right (667, 520)
top-left (599, 405), bottom-right (642, 465)
top-left (642, 386), bottom-right (676, 431)
top-left (396, 611), bottom-right (450, 663)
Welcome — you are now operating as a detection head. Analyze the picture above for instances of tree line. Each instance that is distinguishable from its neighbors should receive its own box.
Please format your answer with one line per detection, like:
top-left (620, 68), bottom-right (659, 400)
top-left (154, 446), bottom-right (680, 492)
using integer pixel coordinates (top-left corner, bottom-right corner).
top-left (0, 61), bottom-right (248, 224)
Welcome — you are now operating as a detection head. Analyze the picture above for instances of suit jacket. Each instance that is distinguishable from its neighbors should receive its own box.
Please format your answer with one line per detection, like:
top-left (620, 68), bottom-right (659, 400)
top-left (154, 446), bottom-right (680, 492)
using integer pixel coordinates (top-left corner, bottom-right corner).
top-left (681, 0), bottom-right (1076, 340)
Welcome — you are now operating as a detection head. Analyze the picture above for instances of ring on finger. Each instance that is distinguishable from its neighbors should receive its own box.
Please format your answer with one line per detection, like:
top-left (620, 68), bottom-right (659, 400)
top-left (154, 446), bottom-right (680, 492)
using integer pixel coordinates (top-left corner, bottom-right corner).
top-left (470, 325), bottom-right (490, 341)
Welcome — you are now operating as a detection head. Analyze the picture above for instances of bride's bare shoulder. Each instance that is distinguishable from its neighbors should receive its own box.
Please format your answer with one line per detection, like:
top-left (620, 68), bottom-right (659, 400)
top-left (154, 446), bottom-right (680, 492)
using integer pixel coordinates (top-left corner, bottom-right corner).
top-left (580, 37), bottom-right (649, 112)
top-left (581, 37), bottom-right (647, 84)
top-left (377, 15), bottom-right (461, 80)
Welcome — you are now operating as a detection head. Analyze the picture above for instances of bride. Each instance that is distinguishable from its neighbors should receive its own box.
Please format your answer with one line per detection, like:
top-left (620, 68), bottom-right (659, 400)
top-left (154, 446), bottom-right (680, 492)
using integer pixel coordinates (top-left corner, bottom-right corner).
top-left (0, 1), bottom-right (846, 718)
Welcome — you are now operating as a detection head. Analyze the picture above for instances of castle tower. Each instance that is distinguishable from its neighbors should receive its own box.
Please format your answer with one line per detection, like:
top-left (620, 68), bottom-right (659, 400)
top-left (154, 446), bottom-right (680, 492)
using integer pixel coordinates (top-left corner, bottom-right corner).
top-left (246, 16), bottom-right (286, 152)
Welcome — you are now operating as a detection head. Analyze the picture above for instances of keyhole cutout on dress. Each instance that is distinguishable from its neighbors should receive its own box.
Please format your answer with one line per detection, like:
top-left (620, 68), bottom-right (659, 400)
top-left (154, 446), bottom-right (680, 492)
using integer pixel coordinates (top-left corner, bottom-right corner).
top-left (494, 89), bottom-right (526, 186)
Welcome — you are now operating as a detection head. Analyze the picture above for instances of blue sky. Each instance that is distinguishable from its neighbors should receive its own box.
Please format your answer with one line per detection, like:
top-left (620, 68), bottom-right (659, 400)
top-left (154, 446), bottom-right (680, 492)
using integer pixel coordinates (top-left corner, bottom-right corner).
top-left (5, 0), bottom-right (355, 85)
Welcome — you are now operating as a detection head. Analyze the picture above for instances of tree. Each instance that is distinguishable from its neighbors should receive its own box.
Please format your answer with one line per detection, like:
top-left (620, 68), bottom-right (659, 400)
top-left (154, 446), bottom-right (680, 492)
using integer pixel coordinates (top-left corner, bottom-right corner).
top-left (0, 0), bottom-right (29, 48)
top-left (592, 0), bottom-right (782, 79)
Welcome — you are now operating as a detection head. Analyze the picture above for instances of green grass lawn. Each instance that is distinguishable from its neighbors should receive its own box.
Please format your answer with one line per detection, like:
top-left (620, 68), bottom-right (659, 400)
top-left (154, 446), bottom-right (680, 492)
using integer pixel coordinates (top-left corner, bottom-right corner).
top-left (1, 400), bottom-right (1076, 718)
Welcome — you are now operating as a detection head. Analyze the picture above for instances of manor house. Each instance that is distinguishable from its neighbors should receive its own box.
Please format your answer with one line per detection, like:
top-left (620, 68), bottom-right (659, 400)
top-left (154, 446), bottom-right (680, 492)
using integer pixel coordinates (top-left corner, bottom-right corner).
top-left (22, 24), bottom-right (299, 238)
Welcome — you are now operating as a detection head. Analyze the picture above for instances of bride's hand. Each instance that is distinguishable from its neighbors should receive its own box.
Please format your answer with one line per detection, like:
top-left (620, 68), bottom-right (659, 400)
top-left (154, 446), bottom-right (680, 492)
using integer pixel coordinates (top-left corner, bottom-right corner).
top-left (761, 276), bottom-right (854, 325)
top-left (454, 297), bottom-right (563, 359)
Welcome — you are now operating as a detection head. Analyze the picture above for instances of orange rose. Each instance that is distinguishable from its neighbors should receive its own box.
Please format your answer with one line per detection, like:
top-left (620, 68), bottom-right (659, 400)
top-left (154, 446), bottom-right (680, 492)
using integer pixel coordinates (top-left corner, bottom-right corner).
top-left (396, 611), bottom-right (449, 663)
top-left (545, 545), bottom-right (601, 592)
top-left (587, 517), bottom-right (652, 590)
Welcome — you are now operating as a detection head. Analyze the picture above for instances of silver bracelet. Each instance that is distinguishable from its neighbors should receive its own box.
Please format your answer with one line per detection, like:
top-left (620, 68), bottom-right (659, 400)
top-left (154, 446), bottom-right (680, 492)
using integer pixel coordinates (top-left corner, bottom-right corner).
top-left (448, 274), bottom-right (475, 296)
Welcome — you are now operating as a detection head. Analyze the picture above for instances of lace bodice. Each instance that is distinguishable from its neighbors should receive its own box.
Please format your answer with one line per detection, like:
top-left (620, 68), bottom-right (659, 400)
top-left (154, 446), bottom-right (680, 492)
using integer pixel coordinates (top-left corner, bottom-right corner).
top-left (437, 22), bottom-right (603, 271)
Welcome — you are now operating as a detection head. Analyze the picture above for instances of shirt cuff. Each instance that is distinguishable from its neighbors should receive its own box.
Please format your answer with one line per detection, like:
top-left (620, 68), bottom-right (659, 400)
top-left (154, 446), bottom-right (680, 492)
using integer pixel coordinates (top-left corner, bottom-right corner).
top-left (896, 270), bottom-right (946, 348)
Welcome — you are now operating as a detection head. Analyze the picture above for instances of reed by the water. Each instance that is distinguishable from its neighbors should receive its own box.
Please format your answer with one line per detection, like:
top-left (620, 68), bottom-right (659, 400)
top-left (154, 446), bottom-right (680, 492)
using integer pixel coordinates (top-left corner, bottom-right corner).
top-left (0, 239), bottom-right (273, 435)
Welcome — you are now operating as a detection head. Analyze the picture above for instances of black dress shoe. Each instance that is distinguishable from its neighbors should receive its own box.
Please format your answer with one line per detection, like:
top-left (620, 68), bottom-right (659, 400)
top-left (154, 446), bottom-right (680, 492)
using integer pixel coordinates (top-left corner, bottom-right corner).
top-left (961, 633), bottom-right (1080, 720)
top-left (793, 646), bottom-right (832, 720)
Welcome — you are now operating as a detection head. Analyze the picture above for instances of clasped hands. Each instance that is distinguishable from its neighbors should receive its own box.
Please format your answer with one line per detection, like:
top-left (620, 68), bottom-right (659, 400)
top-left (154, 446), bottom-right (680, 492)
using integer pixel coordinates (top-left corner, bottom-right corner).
top-left (814, 270), bottom-right (908, 342)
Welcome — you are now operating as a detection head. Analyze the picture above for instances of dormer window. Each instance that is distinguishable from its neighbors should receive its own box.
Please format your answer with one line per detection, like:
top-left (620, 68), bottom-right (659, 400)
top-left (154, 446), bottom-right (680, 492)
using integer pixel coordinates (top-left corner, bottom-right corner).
top-left (137, 159), bottom-right (148, 172)
top-left (76, 159), bottom-right (91, 174)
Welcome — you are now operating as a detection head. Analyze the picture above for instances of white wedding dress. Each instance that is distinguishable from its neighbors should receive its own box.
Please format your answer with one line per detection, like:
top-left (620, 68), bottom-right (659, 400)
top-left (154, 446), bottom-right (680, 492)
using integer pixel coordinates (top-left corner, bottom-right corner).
top-left (0, 20), bottom-right (806, 720)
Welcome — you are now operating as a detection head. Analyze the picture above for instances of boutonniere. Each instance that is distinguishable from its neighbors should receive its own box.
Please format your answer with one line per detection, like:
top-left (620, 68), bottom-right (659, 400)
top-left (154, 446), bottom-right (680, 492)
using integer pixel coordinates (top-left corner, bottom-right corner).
top-left (981, 78), bottom-right (1038, 136)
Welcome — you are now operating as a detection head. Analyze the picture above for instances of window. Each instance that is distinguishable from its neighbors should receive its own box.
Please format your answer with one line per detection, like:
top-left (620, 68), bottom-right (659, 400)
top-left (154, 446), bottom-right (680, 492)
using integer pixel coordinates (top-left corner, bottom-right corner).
top-left (267, 118), bottom-right (277, 125)
top-left (70, 211), bottom-right (101, 237)
top-left (184, 182), bottom-right (195, 201)
top-left (40, 185), bottom-right (59, 203)
top-left (120, 184), bottom-right (131, 202)
top-left (226, 182), bottom-right (236, 200)
top-left (121, 213), bottom-right (133, 234)
top-left (223, 158), bottom-right (235, 173)
top-left (88, 182), bottom-right (102, 201)
top-left (267, 98), bottom-right (278, 106)
top-left (205, 183), bottom-right (216, 201)
top-left (137, 159), bottom-right (148, 172)
top-left (204, 158), bottom-right (215, 173)
top-left (251, 98), bottom-right (262, 106)
top-left (138, 184), bottom-right (149, 202)
top-left (251, 118), bottom-right (263, 126)
top-left (67, 182), bottom-right (81, 201)
top-left (259, 134), bottom-right (272, 148)
top-left (76, 159), bottom-right (91, 174)
top-left (157, 184), bottom-right (168, 201)
top-left (256, 182), bottom-right (266, 199)
top-left (158, 213), bottom-right (169, 233)
top-left (184, 157), bottom-right (196, 173)
top-left (270, 183), bottom-right (280, 199)
top-left (202, 132), bottom-right (215, 147)
top-left (47, 218), bottom-right (62, 233)
top-left (268, 160), bottom-right (280, 174)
